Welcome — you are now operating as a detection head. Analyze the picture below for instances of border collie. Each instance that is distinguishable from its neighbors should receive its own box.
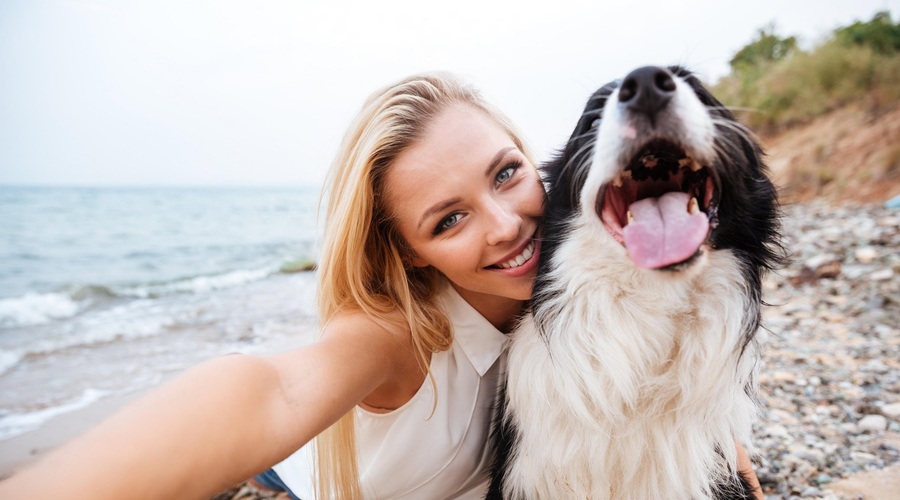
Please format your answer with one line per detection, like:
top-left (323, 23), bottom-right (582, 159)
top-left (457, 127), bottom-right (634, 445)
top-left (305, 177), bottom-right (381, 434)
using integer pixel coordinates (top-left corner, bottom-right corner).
top-left (487, 66), bottom-right (783, 499)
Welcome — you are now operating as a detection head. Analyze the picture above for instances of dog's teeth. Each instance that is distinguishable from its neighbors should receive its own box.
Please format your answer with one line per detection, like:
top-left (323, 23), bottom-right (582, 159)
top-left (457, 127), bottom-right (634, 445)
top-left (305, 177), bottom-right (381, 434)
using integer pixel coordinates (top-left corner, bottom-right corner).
top-left (678, 157), bottom-right (703, 172)
top-left (627, 211), bottom-right (635, 224)
top-left (688, 197), bottom-right (700, 215)
top-left (612, 174), bottom-right (623, 188)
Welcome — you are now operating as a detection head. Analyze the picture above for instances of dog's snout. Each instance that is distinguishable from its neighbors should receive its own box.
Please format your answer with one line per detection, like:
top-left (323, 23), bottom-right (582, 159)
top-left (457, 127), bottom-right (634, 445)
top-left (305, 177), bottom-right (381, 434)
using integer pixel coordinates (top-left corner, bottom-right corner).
top-left (618, 66), bottom-right (676, 121)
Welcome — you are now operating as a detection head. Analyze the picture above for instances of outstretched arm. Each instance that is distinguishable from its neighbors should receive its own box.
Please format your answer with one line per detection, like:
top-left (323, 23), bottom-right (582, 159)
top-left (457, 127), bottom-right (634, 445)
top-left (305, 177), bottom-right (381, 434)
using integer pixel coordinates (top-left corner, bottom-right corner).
top-left (0, 312), bottom-right (406, 499)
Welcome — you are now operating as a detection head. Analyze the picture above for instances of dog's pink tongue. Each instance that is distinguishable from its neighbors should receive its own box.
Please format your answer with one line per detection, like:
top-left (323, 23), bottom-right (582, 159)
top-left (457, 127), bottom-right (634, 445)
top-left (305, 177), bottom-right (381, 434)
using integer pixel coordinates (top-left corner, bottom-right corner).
top-left (622, 192), bottom-right (709, 269)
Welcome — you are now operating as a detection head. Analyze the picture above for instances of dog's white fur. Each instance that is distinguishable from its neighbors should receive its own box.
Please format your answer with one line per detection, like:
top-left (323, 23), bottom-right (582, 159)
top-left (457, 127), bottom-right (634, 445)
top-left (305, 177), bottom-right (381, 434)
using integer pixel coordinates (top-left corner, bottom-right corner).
top-left (501, 76), bottom-right (762, 500)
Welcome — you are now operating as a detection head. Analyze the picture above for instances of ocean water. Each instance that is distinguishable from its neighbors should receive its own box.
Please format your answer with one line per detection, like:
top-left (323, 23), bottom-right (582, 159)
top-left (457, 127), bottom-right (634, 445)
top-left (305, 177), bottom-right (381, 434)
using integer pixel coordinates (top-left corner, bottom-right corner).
top-left (0, 186), bottom-right (322, 440)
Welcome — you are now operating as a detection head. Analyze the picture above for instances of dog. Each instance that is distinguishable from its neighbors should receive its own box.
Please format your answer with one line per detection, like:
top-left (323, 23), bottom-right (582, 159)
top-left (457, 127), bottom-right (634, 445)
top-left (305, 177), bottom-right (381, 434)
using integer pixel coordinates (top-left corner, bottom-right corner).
top-left (487, 66), bottom-right (783, 499)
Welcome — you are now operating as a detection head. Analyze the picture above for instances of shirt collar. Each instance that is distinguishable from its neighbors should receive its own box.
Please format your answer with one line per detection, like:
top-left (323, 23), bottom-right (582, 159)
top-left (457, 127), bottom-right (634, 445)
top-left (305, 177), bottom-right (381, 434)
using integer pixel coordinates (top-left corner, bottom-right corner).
top-left (437, 282), bottom-right (510, 376)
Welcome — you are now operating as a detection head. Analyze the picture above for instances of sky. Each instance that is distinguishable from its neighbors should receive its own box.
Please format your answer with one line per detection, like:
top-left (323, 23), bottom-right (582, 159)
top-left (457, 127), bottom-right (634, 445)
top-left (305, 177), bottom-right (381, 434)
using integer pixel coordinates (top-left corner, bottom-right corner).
top-left (1, 0), bottom-right (897, 187)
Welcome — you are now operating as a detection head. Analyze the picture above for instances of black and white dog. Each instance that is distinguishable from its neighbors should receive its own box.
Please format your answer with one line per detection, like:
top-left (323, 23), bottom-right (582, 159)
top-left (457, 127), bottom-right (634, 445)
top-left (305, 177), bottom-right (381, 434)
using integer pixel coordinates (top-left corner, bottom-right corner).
top-left (488, 66), bottom-right (783, 499)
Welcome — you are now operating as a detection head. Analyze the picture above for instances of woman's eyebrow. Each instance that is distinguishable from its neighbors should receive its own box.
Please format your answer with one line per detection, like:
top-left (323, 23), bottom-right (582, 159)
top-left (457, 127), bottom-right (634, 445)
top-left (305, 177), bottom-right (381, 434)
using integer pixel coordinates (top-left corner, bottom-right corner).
top-left (485, 147), bottom-right (517, 176)
top-left (418, 197), bottom-right (462, 231)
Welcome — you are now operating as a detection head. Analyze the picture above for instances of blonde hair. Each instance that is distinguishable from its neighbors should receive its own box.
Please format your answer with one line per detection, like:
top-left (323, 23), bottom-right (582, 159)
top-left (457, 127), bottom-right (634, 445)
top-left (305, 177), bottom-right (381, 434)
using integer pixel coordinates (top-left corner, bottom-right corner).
top-left (314, 72), bottom-right (532, 498)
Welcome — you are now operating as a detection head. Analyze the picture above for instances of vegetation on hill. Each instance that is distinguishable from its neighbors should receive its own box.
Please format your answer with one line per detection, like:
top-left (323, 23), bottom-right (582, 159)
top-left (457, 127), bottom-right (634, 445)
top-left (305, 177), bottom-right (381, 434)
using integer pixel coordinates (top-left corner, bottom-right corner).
top-left (713, 11), bottom-right (900, 134)
top-left (712, 11), bottom-right (900, 203)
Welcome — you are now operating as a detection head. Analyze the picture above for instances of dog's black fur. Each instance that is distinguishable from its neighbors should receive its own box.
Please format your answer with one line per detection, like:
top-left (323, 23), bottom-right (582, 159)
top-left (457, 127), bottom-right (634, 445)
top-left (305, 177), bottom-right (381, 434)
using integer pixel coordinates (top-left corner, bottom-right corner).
top-left (486, 66), bottom-right (784, 499)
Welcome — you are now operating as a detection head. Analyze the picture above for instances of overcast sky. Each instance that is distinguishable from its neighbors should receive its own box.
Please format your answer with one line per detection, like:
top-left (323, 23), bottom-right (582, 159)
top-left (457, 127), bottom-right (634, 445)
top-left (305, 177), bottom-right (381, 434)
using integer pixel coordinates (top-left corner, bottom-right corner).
top-left (1, 0), bottom-right (897, 187)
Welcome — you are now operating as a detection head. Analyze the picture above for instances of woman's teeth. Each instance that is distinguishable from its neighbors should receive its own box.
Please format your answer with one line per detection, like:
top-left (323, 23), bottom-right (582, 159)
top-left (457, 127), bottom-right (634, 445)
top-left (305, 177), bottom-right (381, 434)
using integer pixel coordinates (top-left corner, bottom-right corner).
top-left (498, 240), bottom-right (535, 269)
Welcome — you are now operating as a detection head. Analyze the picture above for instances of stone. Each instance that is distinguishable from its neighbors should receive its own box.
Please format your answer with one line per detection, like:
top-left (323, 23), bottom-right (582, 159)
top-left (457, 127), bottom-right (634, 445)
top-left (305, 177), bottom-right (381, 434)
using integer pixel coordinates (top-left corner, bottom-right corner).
top-left (854, 247), bottom-right (878, 264)
top-left (881, 403), bottom-right (900, 419)
top-left (858, 415), bottom-right (888, 433)
top-left (868, 268), bottom-right (894, 281)
top-left (801, 486), bottom-right (822, 497)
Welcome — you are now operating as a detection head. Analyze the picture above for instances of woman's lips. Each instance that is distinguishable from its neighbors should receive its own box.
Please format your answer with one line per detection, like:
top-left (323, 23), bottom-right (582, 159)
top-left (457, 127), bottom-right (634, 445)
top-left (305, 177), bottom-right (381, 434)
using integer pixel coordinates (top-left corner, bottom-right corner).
top-left (487, 236), bottom-right (541, 277)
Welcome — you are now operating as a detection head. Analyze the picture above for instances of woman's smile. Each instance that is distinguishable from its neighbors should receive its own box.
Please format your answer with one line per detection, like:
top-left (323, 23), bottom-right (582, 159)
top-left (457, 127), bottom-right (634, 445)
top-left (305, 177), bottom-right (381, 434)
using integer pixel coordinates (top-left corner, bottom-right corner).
top-left (485, 233), bottom-right (540, 276)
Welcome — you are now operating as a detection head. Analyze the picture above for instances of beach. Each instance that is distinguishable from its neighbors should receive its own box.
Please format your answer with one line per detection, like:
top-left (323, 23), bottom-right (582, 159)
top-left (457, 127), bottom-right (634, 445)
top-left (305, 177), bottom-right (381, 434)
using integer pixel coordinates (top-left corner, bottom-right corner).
top-left (0, 186), bottom-right (322, 478)
top-left (1, 199), bottom-right (898, 499)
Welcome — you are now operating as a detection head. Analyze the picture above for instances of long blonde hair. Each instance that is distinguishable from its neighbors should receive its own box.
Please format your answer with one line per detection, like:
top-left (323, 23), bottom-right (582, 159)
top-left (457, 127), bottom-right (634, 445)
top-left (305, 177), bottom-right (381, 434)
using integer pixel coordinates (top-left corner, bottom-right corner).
top-left (314, 72), bottom-right (531, 498)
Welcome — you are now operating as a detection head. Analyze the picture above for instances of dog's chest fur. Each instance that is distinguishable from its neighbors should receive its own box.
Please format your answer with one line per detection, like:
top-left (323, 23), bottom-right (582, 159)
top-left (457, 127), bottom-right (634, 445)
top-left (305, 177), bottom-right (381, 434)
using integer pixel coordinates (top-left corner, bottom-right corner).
top-left (502, 218), bottom-right (761, 499)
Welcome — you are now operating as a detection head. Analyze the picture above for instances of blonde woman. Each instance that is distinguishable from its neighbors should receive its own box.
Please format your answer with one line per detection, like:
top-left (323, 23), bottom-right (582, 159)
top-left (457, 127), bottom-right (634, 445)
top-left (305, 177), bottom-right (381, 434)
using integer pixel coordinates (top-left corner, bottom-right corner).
top-left (0, 73), bottom-right (760, 499)
top-left (0, 73), bottom-right (540, 499)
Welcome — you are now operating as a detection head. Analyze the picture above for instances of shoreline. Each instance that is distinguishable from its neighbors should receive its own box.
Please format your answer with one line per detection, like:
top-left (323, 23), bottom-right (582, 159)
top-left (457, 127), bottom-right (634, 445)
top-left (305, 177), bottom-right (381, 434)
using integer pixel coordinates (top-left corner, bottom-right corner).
top-left (0, 389), bottom-right (147, 479)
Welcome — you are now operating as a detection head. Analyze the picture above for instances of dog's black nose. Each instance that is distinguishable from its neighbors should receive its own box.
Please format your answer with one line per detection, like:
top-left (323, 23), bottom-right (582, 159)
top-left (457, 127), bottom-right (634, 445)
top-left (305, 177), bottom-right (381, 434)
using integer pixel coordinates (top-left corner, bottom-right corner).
top-left (618, 66), bottom-right (676, 120)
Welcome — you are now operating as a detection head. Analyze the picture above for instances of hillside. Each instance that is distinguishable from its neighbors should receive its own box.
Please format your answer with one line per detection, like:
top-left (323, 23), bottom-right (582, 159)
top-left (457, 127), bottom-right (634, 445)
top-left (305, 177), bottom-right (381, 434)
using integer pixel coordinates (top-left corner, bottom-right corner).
top-left (710, 11), bottom-right (900, 205)
top-left (763, 101), bottom-right (900, 204)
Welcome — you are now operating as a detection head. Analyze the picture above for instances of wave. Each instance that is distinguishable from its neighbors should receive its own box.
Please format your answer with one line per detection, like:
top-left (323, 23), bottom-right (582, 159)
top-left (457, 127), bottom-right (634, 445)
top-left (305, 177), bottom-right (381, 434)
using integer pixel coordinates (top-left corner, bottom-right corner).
top-left (0, 261), bottom-right (316, 373)
top-left (0, 263), bottom-right (302, 329)
top-left (0, 292), bottom-right (84, 328)
top-left (0, 388), bottom-right (109, 441)
top-left (0, 349), bottom-right (21, 376)
top-left (115, 267), bottom-right (276, 298)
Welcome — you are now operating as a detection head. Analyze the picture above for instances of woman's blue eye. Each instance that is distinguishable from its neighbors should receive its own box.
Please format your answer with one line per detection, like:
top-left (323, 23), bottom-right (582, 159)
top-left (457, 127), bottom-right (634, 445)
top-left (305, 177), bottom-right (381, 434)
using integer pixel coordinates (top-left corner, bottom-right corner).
top-left (434, 213), bottom-right (462, 235)
top-left (496, 161), bottom-right (522, 185)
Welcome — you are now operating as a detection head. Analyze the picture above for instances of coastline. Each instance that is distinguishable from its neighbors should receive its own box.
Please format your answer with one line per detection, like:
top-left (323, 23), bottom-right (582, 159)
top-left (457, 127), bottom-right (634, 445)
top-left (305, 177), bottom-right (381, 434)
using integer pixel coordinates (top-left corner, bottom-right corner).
top-left (0, 389), bottom-right (148, 479)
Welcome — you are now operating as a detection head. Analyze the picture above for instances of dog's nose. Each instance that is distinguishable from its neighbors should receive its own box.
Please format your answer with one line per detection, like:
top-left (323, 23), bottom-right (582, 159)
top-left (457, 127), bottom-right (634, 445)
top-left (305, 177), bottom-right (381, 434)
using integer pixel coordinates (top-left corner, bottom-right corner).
top-left (618, 66), bottom-right (676, 120)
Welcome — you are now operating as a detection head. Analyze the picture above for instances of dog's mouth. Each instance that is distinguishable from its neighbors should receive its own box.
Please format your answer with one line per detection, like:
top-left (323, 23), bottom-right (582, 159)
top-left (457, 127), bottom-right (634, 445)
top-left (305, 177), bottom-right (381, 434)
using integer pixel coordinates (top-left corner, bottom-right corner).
top-left (598, 139), bottom-right (719, 270)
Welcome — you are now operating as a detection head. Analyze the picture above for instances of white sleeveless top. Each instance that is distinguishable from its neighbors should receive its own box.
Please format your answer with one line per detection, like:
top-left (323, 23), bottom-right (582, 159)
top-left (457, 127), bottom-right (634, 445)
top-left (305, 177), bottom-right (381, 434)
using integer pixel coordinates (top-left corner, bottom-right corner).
top-left (272, 284), bottom-right (509, 499)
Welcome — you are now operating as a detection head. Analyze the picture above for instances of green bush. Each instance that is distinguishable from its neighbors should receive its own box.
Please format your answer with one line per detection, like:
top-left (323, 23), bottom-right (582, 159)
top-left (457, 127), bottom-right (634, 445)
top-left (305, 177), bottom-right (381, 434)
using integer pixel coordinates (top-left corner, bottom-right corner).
top-left (834, 11), bottom-right (900, 54)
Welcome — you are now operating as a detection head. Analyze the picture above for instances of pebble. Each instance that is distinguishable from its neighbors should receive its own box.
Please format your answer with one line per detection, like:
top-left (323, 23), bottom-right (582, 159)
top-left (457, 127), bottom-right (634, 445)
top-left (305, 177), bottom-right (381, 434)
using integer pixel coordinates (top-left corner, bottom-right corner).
top-left (854, 247), bottom-right (878, 264)
top-left (858, 415), bottom-right (888, 432)
top-left (882, 403), bottom-right (900, 420)
top-left (801, 486), bottom-right (822, 497)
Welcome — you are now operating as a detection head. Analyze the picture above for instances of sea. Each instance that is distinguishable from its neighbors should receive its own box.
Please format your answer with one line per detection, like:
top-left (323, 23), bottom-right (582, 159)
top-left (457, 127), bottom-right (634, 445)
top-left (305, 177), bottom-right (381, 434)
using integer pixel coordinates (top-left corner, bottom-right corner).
top-left (0, 186), bottom-right (323, 441)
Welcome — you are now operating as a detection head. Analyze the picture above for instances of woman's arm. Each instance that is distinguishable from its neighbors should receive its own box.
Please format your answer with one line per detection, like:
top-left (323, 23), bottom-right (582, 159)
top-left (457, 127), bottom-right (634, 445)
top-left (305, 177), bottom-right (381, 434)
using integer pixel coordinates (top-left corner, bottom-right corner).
top-left (737, 440), bottom-right (764, 500)
top-left (0, 312), bottom-right (407, 500)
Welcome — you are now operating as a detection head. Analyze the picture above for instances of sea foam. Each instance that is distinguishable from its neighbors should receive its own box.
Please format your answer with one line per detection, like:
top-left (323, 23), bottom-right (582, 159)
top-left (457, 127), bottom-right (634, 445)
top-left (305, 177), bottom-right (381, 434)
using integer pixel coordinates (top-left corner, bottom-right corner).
top-left (0, 388), bottom-right (109, 441)
top-left (0, 292), bottom-right (82, 328)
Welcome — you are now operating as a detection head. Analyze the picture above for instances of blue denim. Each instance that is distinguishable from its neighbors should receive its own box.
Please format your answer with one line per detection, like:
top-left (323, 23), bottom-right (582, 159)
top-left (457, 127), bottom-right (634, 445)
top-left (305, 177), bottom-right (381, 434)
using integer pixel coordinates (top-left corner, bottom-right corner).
top-left (252, 468), bottom-right (302, 500)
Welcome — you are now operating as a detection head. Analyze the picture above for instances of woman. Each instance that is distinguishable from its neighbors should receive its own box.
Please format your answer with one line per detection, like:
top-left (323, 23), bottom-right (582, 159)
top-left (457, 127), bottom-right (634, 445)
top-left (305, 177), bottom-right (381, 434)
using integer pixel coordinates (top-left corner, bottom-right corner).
top-left (0, 73), bottom-right (761, 499)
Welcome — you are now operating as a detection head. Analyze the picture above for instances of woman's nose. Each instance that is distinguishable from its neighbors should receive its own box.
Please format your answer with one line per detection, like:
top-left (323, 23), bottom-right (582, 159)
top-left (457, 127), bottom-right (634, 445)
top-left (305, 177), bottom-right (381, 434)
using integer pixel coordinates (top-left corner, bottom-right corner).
top-left (485, 201), bottom-right (521, 246)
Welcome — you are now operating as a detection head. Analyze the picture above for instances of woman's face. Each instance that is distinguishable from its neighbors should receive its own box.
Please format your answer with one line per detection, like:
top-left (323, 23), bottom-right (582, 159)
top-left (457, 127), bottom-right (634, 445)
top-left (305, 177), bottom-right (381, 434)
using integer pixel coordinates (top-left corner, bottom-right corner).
top-left (385, 104), bottom-right (544, 322)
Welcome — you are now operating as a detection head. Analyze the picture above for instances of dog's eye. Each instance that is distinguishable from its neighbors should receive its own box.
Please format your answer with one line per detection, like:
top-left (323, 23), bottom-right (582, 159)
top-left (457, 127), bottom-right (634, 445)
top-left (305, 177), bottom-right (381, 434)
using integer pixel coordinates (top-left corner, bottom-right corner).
top-left (590, 118), bottom-right (600, 129)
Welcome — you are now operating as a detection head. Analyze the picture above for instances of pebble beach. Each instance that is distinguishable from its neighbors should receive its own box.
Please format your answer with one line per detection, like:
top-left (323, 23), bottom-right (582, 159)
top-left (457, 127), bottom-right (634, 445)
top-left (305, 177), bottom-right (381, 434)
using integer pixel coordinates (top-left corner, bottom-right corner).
top-left (214, 200), bottom-right (900, 500)
top-left (753, 201), bottom-right (899, 499)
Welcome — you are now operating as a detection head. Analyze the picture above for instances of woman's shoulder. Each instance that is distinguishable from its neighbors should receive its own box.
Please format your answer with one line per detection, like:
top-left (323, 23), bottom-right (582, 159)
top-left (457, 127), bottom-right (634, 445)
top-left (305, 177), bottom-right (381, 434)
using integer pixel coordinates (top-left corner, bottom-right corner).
top-left (321, 307), bottom-right (415, 358)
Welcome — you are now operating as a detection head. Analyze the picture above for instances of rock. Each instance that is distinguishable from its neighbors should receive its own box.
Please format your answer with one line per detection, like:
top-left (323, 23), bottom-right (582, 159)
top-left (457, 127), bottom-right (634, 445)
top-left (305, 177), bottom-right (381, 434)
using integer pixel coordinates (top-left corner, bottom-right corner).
top-left (868, 268), bottom-right (894, 281)
top-left (858, 415), bottom-right (888, 432)
top-left (854, 247), bottom-right (878, 264)
top-left (766, 424), bottom-right (791, 438)
top-left (883, 403), bottom-right (900, 420)
top-left (801, 486), bottom-right (822, 497)
top-left (850, 451), bottom-right (879, 462)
